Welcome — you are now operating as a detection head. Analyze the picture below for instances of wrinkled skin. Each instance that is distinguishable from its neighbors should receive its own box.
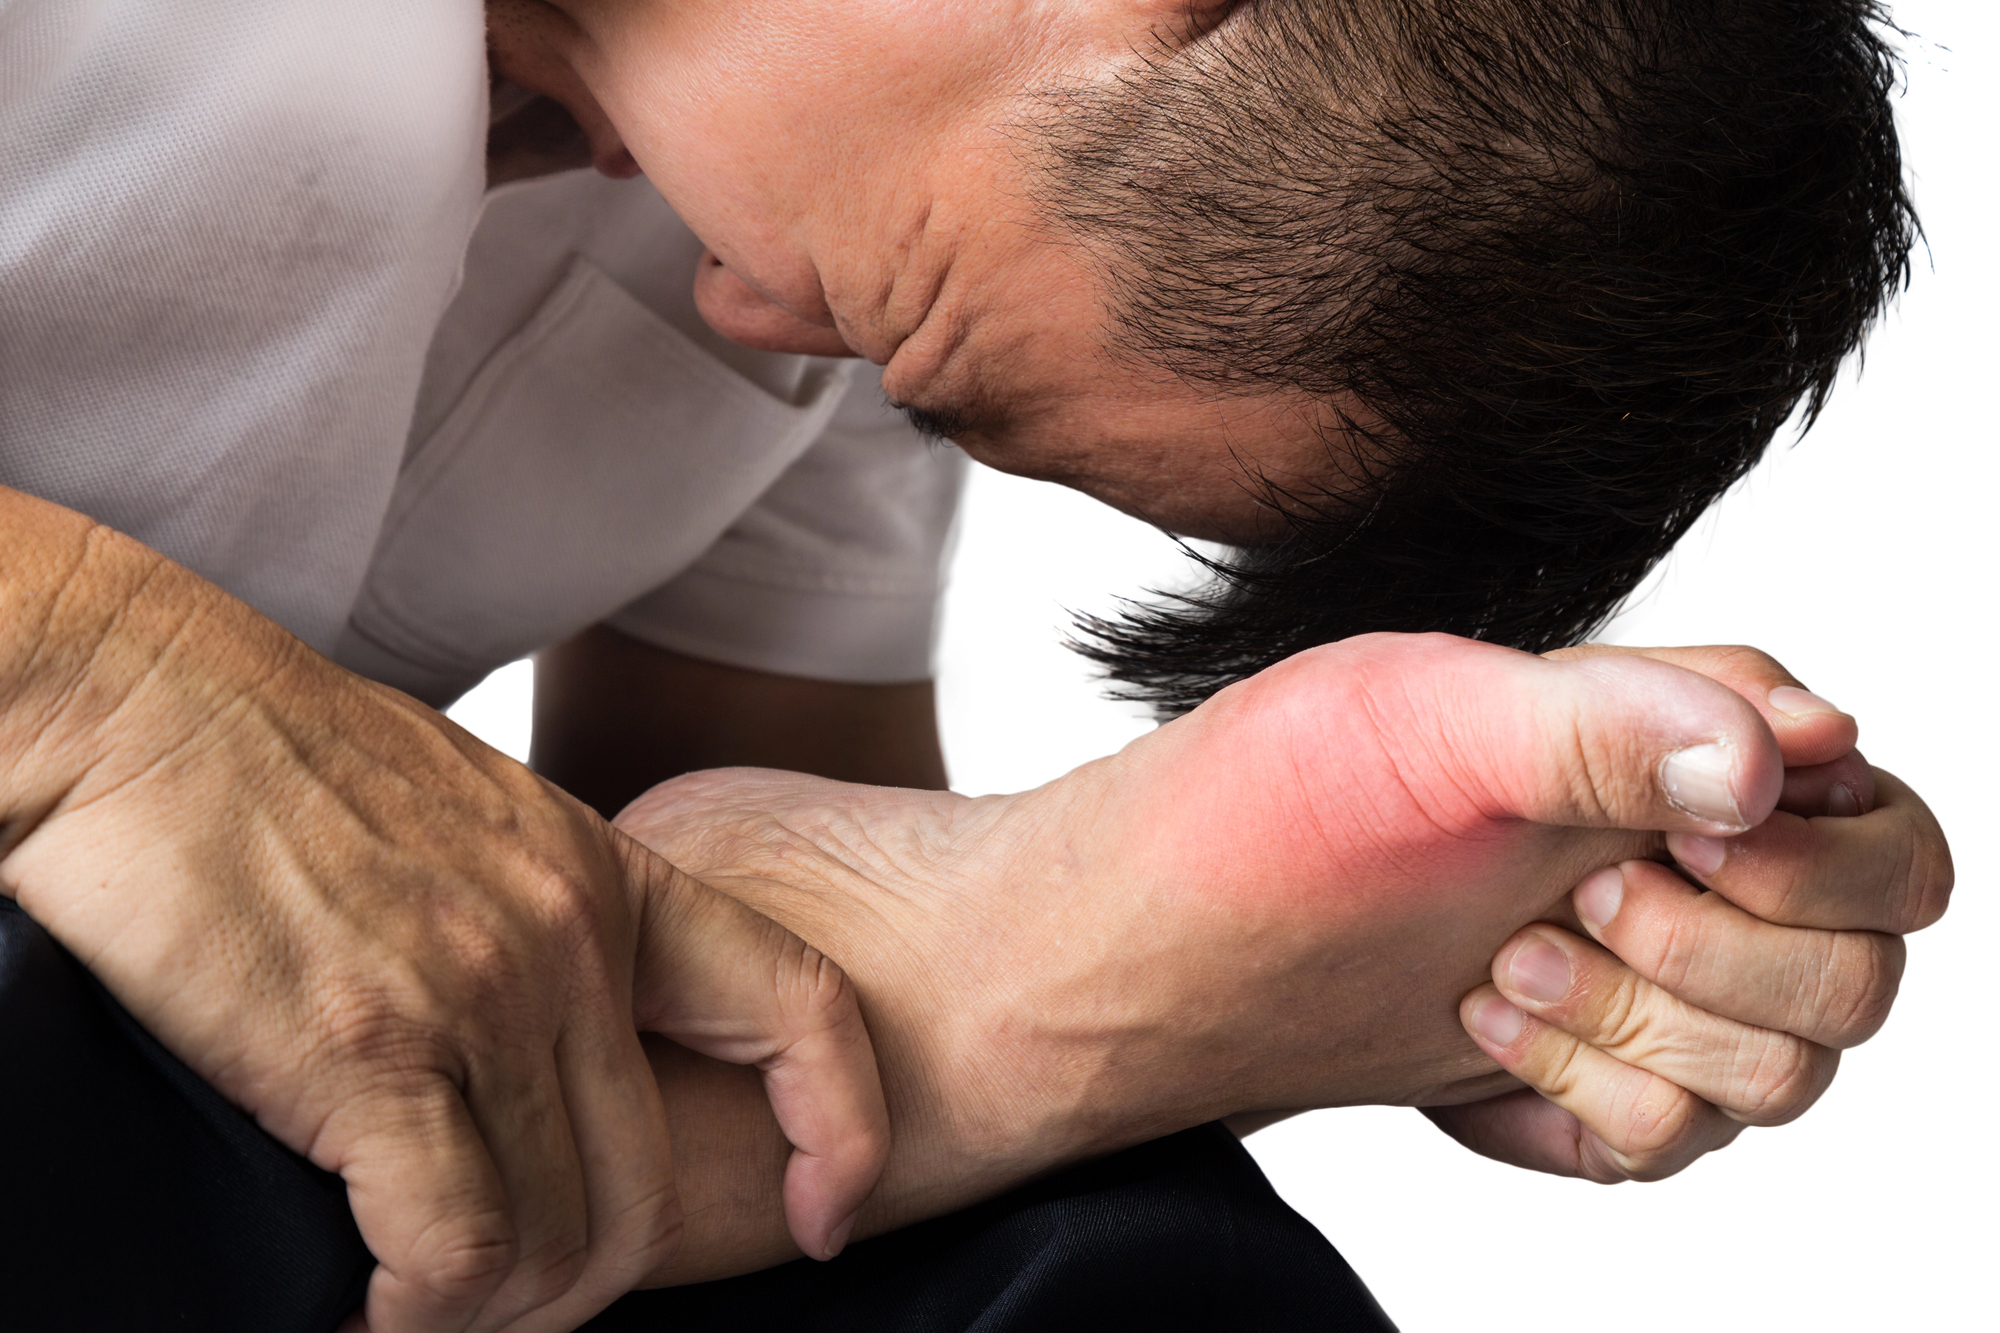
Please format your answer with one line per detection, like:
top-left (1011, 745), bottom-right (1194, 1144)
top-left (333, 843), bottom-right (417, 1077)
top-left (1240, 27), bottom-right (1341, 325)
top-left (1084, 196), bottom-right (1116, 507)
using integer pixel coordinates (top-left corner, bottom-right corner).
top-left (0, 502), bottom-right (889, 1333)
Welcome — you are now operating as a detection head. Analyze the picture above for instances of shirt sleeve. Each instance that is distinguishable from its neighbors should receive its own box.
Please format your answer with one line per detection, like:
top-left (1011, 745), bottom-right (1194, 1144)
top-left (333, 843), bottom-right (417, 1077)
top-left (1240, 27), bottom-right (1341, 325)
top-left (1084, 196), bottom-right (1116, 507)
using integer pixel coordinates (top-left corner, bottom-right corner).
top-left (604, 372), bottom-right (969, 684)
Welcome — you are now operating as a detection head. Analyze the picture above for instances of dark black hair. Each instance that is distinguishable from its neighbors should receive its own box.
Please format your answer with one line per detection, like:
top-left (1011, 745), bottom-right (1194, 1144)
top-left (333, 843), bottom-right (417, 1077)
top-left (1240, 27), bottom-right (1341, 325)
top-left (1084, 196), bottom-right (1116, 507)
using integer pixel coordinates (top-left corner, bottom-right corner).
top-left (1038, 0), bottom-right (1916, 715)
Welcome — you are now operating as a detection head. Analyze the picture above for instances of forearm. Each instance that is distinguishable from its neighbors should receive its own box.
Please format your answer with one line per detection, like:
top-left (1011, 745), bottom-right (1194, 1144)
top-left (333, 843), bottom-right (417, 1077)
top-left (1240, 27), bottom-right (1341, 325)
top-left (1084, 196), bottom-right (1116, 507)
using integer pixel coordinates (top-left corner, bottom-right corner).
top-left (0, 495), bottom-right (902, 1324)
top-left (0, 487), bottom-right (252, 850)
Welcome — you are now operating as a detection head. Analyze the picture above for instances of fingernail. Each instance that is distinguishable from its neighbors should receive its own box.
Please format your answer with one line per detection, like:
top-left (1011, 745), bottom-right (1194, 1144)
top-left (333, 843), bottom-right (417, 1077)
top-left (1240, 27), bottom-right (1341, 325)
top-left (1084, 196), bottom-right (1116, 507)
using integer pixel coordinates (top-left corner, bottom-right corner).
top-left (1667, 832), bottom-right (1727, 878)
top-left (824, 1212), bottom-right (858, 1260)
top-left (1769, 686), bottom-right (1845, 719)
top-left (1507, 939), bottom-right (1573, 1005)
top-left (1661, 742), bottom-right (1746, 829)
top-left (1470, 996), bottom-right (1526, 1046)
top-left (1826, 782), bottom-right (1862, 818)
top-left (1575, 866), bottom-right (1624, 933)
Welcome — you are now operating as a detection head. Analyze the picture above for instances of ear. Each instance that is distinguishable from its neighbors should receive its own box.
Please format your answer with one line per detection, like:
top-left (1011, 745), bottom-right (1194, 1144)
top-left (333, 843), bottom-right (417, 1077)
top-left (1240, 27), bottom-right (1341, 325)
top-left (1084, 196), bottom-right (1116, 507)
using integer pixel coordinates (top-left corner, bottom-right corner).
top-left (691, 252), bottom-right (860, 357)
top-left (487, 0), bottom-right (640, 179)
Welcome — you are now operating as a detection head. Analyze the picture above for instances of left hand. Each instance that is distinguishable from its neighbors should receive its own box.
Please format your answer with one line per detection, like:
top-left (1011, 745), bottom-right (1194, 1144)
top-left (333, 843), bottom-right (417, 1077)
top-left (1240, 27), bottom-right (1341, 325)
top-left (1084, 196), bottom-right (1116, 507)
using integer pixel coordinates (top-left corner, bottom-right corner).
top-left (1429, 644), bottom-right (1953, 1181)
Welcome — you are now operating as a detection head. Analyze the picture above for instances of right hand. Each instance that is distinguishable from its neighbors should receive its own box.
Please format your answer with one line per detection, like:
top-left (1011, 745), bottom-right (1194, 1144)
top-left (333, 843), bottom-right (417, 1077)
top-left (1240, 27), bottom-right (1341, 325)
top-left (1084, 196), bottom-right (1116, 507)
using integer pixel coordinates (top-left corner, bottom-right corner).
top-left (0, 529), bottom-right (888, 1333)
top-left (1434, 644), bottom-right (1949, 1181)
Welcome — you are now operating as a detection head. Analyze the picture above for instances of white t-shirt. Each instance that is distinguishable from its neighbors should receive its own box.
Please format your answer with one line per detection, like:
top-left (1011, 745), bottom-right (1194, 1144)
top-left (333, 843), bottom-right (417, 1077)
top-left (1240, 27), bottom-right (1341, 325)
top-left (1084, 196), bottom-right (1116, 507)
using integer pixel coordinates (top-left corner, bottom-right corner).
top-left (338, 170), bottom-right (966, 706)
top-left (0, 0), bottom-right (489, 653)
top-left (1, 7), bottom-right (963, 704)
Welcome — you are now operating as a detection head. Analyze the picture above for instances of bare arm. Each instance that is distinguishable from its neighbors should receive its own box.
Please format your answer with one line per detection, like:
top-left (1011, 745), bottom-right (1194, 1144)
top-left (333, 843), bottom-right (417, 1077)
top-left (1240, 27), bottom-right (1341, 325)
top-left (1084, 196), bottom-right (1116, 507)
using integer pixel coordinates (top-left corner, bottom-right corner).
top-left (0, 488), bottom-right (888, 1332)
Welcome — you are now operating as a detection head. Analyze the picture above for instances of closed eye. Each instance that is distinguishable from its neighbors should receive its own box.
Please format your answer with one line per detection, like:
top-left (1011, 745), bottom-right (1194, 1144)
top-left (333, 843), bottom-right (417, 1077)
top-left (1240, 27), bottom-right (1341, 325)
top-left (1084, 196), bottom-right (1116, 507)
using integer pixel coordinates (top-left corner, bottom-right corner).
top-left (892, 401), bottom-right (976, 442)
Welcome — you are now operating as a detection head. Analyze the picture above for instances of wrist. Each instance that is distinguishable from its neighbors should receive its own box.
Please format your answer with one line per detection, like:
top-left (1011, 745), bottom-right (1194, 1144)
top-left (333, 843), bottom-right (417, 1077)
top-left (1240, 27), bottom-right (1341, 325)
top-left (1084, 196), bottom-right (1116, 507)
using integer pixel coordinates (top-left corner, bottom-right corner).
top-left (0, 497), bottom-right (209, 828)
top-left (26, 541), bottom-right (299, 810)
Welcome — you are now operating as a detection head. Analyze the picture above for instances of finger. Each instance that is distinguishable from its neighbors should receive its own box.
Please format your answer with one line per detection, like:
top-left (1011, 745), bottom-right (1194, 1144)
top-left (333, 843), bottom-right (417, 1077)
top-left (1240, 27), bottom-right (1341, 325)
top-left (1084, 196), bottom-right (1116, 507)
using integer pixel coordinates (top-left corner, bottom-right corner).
top-left (1422, 1089), bottom-right (1598, 1180)
top-left (630, 860), bottom-right (888, 1261)
top-left (1662, 768), bottom-right (1953, 933)
top-left (324, 1073), bottom-right (516, 1333)
top-left (1779, 750), bottom-right (1876, 818)
top-left (1574, 860), bottom-right (1905, 1047)
top-left (1420, 1088), bottom-right (1733, 1184)
top-left (1460, 985), bottom-right (1744, 1178)
top-left (1488, 924), bottom-right (1840, 1125)
top-left (472, 1026), bottom-right (683, 1333)
top-left (448, 1046), bottom-right (596, 1333)
top-left (1342, 635), bottom-right (1785, 833)
top-left (1546, 643), bottom-right (1858, 769)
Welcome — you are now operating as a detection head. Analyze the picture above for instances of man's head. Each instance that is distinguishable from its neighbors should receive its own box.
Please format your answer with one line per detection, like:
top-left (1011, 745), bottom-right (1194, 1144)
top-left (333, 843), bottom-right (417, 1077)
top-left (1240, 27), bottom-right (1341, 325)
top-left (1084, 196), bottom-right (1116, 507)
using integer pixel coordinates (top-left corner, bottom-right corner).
top-left (495, 0), bottom-right (1915, 710)
top-left (492, 0), bottom-right (1328, 542)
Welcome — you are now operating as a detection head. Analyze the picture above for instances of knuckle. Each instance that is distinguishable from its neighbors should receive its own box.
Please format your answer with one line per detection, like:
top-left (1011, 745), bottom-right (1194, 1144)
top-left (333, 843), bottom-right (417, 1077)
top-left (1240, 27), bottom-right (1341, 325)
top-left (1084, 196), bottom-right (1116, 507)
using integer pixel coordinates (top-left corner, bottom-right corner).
top-left (1573, 1135), bottom-right (1639, 1185)
top-left (778, 940), bottom-right (857, 1028)
top-left (1757, 857), bottom-right (1814, 927)
top-left (1647, 906), bottom-right (1708, 997)
top-left (1595, 970), bottom-right (1652, 1051)
top-left (512, 1235), bottom-right (591, 1307)
top-left (1899, 826), bottom-right (1955, 932)
top-left (1904, 832), bottom-right (1952, 924)
top-left (1733, 1036), bottom-right (1829, 1126)
top-left (317, 988), bottom-right (452, 1078)
top-left (419, 898), bottom-right (522, 1000)
top-left (606, 1179), bottom-right (686, 1277)
top-left (433, 868), bottom-right (611, 1009)
top-left (1532, 1033), bottom-right (1591, 1099)
top-left (1565, 717), bottom-right (1641, 825)
top-left (524, 867), bottom-right (605, 946)
top-left (1811, 932), bottom-right (1904, 1047)
top-left (1710, 644), bottom-right (1786, 683)
top-left (1615, 1090), bottom-right (1705, 1180)
top-left (410, 1215), bottom-right (518, 1307)
top-left (826, 1108), bottom-right (895, 1184)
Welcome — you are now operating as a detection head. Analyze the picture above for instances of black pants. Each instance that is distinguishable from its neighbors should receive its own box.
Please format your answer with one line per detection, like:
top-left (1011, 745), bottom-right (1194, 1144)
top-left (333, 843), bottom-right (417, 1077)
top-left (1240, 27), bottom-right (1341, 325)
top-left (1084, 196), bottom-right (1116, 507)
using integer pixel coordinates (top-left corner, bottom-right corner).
top-left (0, 900), bottom-right (1394, 1332)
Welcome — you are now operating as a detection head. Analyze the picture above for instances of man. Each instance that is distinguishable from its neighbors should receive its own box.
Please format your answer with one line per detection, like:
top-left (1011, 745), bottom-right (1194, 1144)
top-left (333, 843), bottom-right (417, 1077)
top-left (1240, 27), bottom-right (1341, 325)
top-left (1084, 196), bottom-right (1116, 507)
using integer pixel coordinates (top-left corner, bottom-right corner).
top-left (0, 0), bottom-right (1944, 1330)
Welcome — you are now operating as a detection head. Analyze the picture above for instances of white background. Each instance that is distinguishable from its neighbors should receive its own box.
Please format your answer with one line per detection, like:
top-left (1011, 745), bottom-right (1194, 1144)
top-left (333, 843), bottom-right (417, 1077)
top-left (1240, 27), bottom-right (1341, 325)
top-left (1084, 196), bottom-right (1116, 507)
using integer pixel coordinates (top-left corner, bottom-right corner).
top-left (452, 5), bottom-right (1994, 1325)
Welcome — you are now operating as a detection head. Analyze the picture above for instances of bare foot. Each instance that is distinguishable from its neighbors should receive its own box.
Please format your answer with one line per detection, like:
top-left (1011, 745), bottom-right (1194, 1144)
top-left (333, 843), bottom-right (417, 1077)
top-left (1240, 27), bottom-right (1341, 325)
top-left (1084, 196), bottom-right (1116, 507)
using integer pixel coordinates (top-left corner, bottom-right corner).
top-left (616, 632), bottom-right (1785, 1270)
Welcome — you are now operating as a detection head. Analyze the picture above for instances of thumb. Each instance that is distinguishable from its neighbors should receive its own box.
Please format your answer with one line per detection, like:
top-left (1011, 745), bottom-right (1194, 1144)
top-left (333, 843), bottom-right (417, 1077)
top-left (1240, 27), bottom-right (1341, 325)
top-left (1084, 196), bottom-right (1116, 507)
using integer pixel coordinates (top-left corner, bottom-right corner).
top-left (622, 847), bottom-right (888, 1262)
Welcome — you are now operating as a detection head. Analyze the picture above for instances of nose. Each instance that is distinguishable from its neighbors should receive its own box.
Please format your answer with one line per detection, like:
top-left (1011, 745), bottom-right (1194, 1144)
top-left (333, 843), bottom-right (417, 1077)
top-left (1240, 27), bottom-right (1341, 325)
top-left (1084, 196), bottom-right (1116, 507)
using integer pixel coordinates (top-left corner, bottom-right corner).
top-left (691, 251), bottom-right (859, 357)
